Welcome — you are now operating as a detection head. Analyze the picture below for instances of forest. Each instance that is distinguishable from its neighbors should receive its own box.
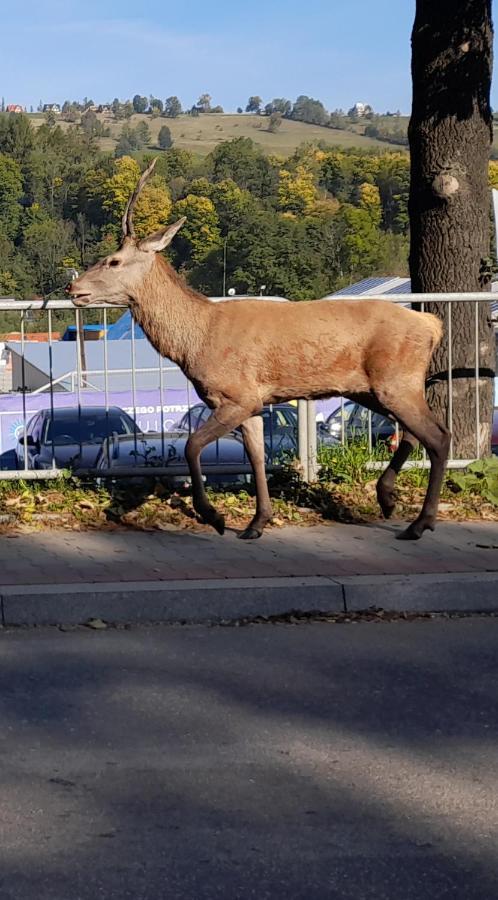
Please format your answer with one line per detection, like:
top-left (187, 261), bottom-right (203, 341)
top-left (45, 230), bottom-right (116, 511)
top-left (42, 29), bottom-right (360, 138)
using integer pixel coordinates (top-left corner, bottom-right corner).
top-left (0, 111), bottom-right (414, 312)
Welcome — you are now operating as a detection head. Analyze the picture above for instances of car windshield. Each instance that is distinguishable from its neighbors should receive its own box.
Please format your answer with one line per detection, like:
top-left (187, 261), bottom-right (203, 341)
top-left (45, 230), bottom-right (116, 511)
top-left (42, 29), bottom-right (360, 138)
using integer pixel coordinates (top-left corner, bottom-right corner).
top-left (44, 413), bottom-right (134, 445)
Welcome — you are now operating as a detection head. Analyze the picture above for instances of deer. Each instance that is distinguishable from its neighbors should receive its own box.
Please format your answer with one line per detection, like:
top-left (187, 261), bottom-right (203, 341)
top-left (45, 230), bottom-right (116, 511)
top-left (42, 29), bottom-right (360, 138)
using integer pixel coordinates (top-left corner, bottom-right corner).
top-left (67, 159), bottom-right (450, 542)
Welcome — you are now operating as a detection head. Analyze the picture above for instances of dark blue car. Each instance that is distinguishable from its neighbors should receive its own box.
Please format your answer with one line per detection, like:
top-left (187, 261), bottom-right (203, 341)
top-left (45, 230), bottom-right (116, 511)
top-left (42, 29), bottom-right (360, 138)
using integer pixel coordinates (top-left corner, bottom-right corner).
top-left (16, 406), bottom-right (138, 470)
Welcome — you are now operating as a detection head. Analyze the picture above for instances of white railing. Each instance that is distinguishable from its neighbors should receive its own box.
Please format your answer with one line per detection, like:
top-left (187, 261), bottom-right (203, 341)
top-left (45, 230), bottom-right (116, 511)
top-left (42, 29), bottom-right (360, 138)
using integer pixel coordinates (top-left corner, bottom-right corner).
top-left (0, 293), bottom-right (495, 480)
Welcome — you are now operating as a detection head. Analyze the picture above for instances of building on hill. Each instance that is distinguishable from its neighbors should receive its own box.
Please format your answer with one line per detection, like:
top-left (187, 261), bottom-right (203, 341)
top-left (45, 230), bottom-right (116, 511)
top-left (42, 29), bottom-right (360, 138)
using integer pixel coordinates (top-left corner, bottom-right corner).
top-left (6, 104), bottom-right (24, 113)
top-left (42, 103), bottom-right (61, 114)
top-left (348, 102), bottom-right (374, 118)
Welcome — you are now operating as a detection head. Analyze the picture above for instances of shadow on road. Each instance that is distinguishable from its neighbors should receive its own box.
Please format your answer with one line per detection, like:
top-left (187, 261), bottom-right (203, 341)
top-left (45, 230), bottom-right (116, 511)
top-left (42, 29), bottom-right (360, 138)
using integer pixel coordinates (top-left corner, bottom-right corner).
top-left (0, 619), bottom-right (498, 898)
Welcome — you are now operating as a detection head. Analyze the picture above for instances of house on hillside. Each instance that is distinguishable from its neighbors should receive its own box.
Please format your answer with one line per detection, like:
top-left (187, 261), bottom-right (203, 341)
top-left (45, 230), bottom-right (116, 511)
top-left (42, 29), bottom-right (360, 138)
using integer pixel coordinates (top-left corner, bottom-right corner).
top-left (42, 103), bottom-right (61, 114)
top-left (348, 102), bottom-right (372, 118)
top-left (6, 104), bottom-right (24, 114)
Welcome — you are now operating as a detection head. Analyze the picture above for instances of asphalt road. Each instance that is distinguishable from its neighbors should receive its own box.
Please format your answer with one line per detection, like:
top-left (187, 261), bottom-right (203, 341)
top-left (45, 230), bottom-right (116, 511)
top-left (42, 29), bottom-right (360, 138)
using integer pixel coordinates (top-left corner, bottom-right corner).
top-left (1, 618), bottom-right (498, 900)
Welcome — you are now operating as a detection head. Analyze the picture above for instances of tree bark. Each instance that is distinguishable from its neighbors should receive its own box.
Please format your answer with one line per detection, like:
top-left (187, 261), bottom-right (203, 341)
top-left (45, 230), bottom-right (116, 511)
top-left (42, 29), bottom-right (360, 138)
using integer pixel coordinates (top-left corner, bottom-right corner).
top-left (409, 0), bottom-right (496, 458)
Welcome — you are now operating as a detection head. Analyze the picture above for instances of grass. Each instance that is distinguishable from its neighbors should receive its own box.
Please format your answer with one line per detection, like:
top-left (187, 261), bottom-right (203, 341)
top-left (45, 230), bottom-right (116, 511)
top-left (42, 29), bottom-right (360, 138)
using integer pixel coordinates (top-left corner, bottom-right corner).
top-left (28, 112), bottom-right (406, 157)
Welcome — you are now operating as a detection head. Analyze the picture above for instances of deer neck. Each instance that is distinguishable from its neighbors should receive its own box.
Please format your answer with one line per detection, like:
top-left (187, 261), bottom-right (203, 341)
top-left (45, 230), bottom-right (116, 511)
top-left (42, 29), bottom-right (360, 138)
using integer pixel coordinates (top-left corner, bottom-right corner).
top-left (131, 258), bottom-right (212, 373)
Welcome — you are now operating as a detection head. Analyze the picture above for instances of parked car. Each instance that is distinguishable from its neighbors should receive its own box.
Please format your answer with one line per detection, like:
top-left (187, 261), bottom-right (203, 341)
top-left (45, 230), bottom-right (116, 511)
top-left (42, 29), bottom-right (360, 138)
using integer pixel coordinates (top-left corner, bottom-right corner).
top-left (325, 404), bottom-right (498, 456)
top-left (16, 406), bottom-right (138, 470)
top-left (95, 429), bottom-right (251, 485)
top-left (94, 402), bottom-right (339, 484)
top-left (322, 400), bottom-right (397, 450)
top-left (175, 402), bottom-right (338, 460)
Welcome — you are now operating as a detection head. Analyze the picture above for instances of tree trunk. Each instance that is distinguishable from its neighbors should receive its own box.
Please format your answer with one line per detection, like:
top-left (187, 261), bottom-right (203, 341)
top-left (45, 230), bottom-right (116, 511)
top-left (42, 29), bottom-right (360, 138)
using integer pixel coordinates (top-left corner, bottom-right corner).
top-left (409, 0), bottom-right (496, 458)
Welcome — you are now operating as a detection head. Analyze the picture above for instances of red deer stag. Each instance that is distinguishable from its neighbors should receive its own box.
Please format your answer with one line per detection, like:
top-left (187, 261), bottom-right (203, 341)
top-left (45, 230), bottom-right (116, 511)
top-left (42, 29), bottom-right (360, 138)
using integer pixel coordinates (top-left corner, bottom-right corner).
top-left (67, 160), bottom-right (450, 541)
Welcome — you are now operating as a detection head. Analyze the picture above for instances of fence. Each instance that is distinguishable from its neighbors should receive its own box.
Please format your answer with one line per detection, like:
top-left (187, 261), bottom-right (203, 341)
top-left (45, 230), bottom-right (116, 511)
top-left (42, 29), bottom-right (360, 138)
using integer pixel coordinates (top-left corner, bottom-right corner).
top-left (0, 293), bottom-right (495, 481)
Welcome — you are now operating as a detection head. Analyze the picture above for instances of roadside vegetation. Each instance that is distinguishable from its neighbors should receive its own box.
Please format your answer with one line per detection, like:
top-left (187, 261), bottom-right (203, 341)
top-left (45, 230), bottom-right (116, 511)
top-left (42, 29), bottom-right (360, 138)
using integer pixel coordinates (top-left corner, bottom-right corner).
top-left (0, 447), bottom-right (495, 535)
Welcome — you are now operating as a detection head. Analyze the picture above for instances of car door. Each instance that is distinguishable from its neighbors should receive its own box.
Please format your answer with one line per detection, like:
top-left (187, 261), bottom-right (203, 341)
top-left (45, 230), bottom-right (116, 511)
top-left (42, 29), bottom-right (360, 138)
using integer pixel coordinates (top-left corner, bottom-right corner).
top-left (17, 413), bottom-right (41, 468)
top-left (325, 401), bottom-right (357, 442)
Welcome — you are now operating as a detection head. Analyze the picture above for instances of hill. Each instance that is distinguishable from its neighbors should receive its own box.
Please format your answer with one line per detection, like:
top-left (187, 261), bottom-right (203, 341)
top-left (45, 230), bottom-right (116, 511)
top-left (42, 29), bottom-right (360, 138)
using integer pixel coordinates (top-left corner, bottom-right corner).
top-left (28, 112), bottom-right (408, 156)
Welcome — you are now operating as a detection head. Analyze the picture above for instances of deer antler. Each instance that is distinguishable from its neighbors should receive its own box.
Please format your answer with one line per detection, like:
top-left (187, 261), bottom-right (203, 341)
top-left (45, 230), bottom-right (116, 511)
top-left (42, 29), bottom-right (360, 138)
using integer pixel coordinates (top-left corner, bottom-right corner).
top-left (122, 157), bottom-right (158, 239)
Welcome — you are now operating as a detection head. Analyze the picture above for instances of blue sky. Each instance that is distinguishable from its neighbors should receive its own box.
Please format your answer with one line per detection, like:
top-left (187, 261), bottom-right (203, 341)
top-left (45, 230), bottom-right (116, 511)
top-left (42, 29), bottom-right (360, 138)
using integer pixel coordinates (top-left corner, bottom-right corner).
top-left (1, 1), bottom-right (495, 114)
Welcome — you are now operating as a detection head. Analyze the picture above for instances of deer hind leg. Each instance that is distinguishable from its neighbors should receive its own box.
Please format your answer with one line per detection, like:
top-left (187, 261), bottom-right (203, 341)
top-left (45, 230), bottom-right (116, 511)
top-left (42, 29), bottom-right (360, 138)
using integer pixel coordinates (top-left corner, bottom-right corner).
top-left (377, 392), bottom-right (450, 540)
top-left (377, 431), bottom-right (418, 519)
top-left (185, 404), bottom-right (254, 535)
top-left (239, 415), bottom-right (273, 540)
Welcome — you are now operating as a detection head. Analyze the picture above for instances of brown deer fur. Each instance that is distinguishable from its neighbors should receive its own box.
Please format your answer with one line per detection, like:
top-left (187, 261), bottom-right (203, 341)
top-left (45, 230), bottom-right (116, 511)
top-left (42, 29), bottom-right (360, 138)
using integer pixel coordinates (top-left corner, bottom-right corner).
top-left (68, 161), bottom-right (450, 541)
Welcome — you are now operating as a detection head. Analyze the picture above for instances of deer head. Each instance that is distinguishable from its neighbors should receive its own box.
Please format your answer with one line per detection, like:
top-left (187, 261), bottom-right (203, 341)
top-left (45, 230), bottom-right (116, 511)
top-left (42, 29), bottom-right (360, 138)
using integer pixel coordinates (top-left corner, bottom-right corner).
top-left (66, 158), bottom-right (186, 307)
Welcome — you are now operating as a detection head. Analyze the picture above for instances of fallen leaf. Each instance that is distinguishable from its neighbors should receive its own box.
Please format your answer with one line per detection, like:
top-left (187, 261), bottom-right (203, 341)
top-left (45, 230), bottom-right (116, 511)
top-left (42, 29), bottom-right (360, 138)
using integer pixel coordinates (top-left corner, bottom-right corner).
top-left (85, 618), bottom-right (107, 630)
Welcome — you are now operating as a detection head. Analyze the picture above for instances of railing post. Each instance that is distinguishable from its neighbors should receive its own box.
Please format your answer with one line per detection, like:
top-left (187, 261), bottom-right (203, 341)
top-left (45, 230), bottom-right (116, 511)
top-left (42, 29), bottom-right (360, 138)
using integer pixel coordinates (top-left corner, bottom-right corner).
top-left (298, 399), bottom-right (309, 482)
top-left (307, 400), bottom-right (318, 482)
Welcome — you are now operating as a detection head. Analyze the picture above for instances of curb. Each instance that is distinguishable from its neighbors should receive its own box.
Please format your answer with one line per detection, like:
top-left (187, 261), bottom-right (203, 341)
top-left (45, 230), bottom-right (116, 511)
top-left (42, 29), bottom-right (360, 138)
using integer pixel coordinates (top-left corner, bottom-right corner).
top-left (1, 572), bottom-right (498, 625)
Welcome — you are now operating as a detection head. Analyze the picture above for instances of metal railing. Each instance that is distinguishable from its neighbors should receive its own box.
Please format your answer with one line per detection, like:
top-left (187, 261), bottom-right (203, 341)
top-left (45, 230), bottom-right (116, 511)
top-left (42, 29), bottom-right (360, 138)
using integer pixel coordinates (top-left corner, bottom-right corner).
top-left (0, 293), bottom-right (495, 481)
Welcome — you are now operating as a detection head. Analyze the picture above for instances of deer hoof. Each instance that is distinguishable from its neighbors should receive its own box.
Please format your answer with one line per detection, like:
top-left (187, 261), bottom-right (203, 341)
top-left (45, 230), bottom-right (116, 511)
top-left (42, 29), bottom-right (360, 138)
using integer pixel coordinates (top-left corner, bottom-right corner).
top-left (199, 509), bottom-right (225, 535)
top-left (379, 500), bottom-right (396, 520)
top-left (211, 513), bottom-right (225, 535)
top-left (377, 485), bottom-right (396, 519)
top-left (397, 519), bottom-right (435, 541)
top-left (238, 526), bottom-right (263, 541)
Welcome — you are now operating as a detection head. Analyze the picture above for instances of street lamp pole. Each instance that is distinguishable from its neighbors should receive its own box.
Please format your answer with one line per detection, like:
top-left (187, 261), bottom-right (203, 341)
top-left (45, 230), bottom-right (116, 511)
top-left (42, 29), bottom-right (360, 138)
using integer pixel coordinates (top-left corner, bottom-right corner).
top-left (222, 236), bottom-right (228, 297)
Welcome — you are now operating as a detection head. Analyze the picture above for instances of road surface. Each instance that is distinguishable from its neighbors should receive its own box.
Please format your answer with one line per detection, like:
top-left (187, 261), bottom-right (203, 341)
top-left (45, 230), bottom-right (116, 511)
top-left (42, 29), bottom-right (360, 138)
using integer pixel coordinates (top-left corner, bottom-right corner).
top-left (1, 617), bottom-right (497, 899)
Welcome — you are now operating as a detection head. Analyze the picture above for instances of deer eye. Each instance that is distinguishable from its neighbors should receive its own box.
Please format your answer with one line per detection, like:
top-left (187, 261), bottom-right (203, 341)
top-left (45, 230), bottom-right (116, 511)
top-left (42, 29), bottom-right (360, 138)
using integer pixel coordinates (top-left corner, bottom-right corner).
top-left (109, 259), bottom-right (121, 267)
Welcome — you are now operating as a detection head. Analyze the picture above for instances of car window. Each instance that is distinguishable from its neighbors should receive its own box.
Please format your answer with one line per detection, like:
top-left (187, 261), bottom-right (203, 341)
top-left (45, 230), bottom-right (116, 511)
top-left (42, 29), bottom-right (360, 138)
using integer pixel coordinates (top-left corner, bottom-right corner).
top-left (177, 406), bottom-right (206, 432)
top-left (43, 412), bottom-right (134, 445)
top-left (262, 407), bottom-right (296, 437)
top-left (198, 406), bottom-right (211, 426)
top-left (327, 401), bottom-right (356, 429)
top-left (29, 415), bottom-right (41, 442)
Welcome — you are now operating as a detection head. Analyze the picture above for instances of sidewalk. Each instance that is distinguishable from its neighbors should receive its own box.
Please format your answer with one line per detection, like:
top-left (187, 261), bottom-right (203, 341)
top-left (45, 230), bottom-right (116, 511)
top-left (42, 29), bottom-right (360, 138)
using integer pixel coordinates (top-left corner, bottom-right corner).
top-left (0, 520), bottom-right (497, 624)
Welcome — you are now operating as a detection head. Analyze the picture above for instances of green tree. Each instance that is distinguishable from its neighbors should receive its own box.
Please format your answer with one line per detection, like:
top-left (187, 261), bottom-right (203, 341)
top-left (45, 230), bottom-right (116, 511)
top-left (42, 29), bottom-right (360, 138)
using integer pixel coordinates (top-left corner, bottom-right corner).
top-left (268, 112), bottom-right (282, 133)
top-left (0, 112), bottom-right (34, 164)
top-left (208, 137), bottom-right (279, 198)
top-left (152, 148), bottom-right (195, 181)
top-left (264, 98), bottom-right (292, 117)
top-left (173, 193), bottom-right (221, 263)
top-left (376, 153), bottom-right (410, 233)
top-left (0, 154), bottom-right (23, 239)
top-left (149, 97), bottom-right (163, 114)
top-left (158, 125), bottom-right (173, 149)
top-left (278, 164), bottom-right (317, 215)
top-left (23, 216), bottom-right (77, 295)
top-left (164, 96), bottom-right (182, 118)
top-left (197, 93), bottom-right (212, 113)
top-left (132, 94), bottom-right (148, 114)
top-left (336, 204), bottom-right (382, 280)
top-left (291, 95), bottom-right (329, 126)
top-left (246, 96), bottom-right (263, 114)
top-left (80, 108), bottom-right (98, 135)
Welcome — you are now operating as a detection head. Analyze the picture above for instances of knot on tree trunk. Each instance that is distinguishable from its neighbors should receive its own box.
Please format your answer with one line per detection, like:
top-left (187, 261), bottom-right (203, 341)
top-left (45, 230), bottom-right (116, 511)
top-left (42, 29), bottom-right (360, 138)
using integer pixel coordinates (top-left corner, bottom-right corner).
top-left (431, 172), bottom-right (460, 199)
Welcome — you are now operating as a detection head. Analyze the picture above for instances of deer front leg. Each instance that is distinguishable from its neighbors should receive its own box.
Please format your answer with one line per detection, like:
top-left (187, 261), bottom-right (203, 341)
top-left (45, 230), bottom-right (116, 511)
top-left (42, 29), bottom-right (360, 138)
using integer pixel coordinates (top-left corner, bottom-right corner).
top-left (239, 415), bottom-right (273, 539)
top-left (184, 404), bottom-right (254, 535)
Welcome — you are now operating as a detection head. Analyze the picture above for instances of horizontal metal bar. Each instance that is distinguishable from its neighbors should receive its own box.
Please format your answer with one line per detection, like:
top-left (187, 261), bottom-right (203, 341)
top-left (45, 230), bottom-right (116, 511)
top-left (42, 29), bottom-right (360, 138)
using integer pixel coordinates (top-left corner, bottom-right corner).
top-left (0, 469), bottom-right (65, 480)
top-left (0, 292), bottom-right (496, 312)
top-left (334, 294), bottom-right (497, 303)
top-left (76, 464), bottom-right (280, 478)
top-left (366, 459), bottom-right (477, 471)
top-left (0, 295), bottom-right (289, 312)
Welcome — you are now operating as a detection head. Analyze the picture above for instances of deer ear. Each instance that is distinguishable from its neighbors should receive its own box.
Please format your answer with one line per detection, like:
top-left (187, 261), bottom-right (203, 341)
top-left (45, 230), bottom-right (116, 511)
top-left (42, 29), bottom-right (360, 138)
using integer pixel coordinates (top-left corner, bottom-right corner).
top-left (138, 217), bottom-right (186, 253)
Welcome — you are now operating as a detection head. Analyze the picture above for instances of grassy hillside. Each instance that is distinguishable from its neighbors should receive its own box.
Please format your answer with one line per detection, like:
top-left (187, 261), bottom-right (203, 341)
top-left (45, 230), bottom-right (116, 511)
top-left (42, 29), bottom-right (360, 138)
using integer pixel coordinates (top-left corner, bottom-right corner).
top-left (28, 112), bottom-right (407, 156)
